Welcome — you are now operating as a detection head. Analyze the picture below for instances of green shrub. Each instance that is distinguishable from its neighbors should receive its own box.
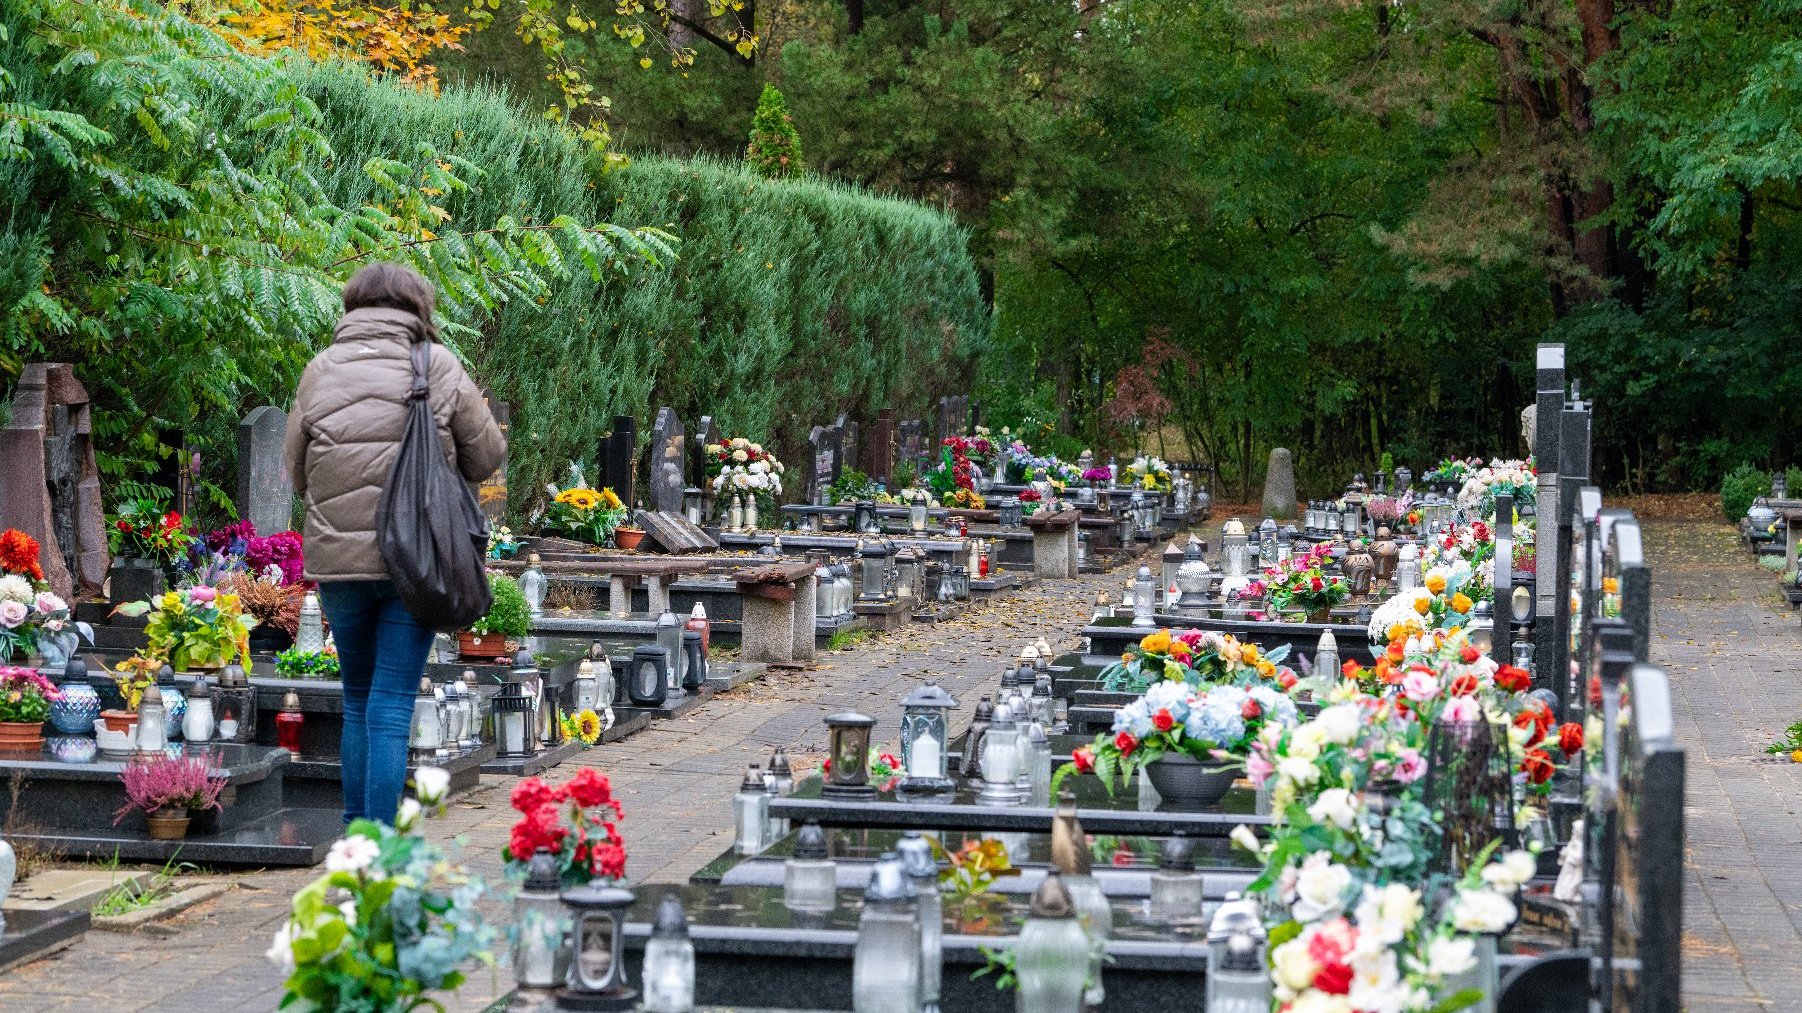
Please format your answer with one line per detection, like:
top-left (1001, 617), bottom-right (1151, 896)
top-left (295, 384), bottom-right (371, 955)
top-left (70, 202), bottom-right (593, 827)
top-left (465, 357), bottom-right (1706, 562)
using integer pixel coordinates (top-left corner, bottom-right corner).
top-left (472, 573), bottom-right (532, 638)
top-left (1759, 553), bottom-right (1787, 573)
top-left (1722, 463), bottom-right (1769, 522)
top-left (1785, 466), bottom-right (1802, 499)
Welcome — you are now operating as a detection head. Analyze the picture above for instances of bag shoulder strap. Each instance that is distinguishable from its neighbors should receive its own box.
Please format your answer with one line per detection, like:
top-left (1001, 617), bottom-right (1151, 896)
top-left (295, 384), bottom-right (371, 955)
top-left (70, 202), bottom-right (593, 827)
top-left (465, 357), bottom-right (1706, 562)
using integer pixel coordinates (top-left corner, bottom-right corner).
top-left (409, 340), bottom-right (431, 402)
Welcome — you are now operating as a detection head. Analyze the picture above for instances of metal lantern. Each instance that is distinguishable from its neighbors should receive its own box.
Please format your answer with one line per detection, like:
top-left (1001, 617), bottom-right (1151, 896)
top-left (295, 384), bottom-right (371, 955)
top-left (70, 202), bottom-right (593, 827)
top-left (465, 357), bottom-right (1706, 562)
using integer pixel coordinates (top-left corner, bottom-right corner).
top-left (655, 611), bottom-right (686, 697)
top-left (1205, 892), bottom-right (1269, 1013)
top-left (295, 591), bottom-right (326, 655)
top-left (1161, 540), bottom-right (1185, 596)
top-left (1257, 518), bottom-right (1277, 563)
top-left (899, 680), bottom-right (956, 793)
top-left (493, 681), bottom-right (536, 759)
top-left (410, 676), bottom-right (445, 760)
top-left (851, 499), bottom-right (877, 534)
top-left (515, 847), bottom-right (571, 990)
top-left (213, 663), bottom-right (256, 744)
top-left (1394, 465), bottom-right (1412, 494)
top-left (628, 645), bottom-right (670, 708)
top-left (1131, 566), bottom-right (1156, 626)
top-left (557, 883), bottom-right (637, 1008)
top-left (822, 712), bottom-right (878, 799)
top-left (858, 540), bottom-right (892, 602)
top-left (681, 631), bottom-right (707, 693)
top-left (641, 894), bottom-right (694, 1013)
top-left (951, 564), bottom-right (971, 601)
top-left (852, 854), bottom-right (921, 1013)
top-left (958, 696), bottom-right (993, 779)
top-left (934, 562), bottom-right (956, 603)
top-left (999, 496), bottom-right (1022, 529)
top-left (521, 554), bottom-right (548, 618)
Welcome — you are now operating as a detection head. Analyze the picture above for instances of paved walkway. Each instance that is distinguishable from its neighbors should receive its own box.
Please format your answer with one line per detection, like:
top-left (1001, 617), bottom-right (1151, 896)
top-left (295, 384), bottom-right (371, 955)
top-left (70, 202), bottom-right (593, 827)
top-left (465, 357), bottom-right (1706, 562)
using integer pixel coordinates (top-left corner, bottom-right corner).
top-left (0, 564), bottom-right (1129, 1011)
top-left (1649, 520), bottom-right (1802, 1011)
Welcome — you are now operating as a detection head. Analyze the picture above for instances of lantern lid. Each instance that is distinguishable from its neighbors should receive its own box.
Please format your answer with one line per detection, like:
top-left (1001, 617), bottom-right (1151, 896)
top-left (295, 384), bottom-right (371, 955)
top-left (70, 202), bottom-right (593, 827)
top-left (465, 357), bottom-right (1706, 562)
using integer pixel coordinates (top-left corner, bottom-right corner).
top-left (793, 821), bottom-right (829, 860)
top-left (1032, 673), bottom-right (1052, 697)
top-left (1028, 872), bottom-right (1076, 919)
top-left (988, 703), bottom-right (1015, 729)
top-left (972, 696), bottom-right (993, 722)
top-left (656, 610), bottom-right (679, 628)
top-left (633, 644), bottom-right (670, 663)
top-left (1159, 833), bottom-right (1197, 871)
top-left (1208, 891), bottom-right (1266, 941)
top-left (559, 883), bottom-right (635, 912)
top-left (902, 680), bottom-right (955, 710)
top-left (493, 682), bottom-right (534, 712)
top-left (281, 690), bottom-right (302, 713)
top-left (1018, 644), bottom-right (1039, 663)
top-left (1027, 722), bottom-right (1048, 745)
top-left (462, 670), bottom-right (479, 687)
top-left (187, 674), bottom-right (208, 697)
top-left (1221, 932), bottom-right (1263, 971)
top-left (864, 853), bottom-right (914, 903)
top-left (1163, 540), bottom-right (1185, 560)
top-left (511, 646), bottom-right (536, 672)
top-left (999, 666), bottom-right (1017, 690)
top-left (1222, 519), bottom-right (1245, 536)
top-left (652, 893), bottom-right (689, 938)
top-left (823, 711), bottom-right (875, 729)
top-left (1259, 518), bottom-right (1277, 533)
top-left (1051, 789), bottom-right (1091, 876)
top-left (1316, 630), bottom-right (1338, 652)
top-left (140, 684), bottom-right (164, 708)
top-left (769, 746), bottom-right (792, 776)
top-left (418, 676), bottom-right (435, 695)
top-left (65, 656), bottom-right (88, 681)
top-left (895, 831), bottom-right (936, 881)
top-left (527, 553), bottom-right (542, 565)
top-left (524, 846), bottom-right (561, 892)
top-left (739, 764), bottom-right (764, 791)
top-left (577, 659), bottom-right (595, 678)
top-left (682, 629), bottom-right (702, 644)
top-left (1136, 565), bottom-right (1152, 581)
top-left (1034, 635), bottom-right (1052, 655)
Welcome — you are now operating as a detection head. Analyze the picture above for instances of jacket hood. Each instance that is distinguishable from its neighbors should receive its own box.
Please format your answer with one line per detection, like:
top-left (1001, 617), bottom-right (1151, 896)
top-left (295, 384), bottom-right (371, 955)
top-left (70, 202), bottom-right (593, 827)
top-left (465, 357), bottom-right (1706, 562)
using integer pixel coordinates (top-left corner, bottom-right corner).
top-left (333, 306), bottom-right (429, 345)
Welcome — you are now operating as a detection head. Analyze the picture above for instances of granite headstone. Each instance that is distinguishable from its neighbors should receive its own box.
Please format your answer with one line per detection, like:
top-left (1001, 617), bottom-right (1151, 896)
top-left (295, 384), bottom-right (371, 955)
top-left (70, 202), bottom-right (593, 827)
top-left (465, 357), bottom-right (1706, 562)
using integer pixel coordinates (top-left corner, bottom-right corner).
top-left (1261, 447), bottom-right (1296, 519)
top-left (0, 364), bottom-right (107, 599)
top-left (650, 407), bottom-right (686, 515)
top-left (236, 406), bottom-right (294, 536)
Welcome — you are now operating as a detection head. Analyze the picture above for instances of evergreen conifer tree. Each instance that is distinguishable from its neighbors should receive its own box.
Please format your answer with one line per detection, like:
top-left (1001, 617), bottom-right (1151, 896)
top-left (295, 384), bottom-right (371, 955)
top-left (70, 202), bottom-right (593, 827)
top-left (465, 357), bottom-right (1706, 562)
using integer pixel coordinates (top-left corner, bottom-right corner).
top-left (745, 84), bottom-right (804, 179)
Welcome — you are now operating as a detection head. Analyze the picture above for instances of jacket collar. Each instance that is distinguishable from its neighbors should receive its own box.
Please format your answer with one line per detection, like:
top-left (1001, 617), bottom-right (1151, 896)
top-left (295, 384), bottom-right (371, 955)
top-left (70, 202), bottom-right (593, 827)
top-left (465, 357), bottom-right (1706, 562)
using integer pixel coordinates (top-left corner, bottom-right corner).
top-left (333, 306), bottom-right (427, 345)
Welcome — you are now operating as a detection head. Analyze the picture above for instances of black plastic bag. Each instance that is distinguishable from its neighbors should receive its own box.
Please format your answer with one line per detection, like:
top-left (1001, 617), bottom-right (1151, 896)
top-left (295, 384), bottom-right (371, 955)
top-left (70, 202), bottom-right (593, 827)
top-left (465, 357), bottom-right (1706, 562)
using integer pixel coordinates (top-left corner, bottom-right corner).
top-left (375, 341), bottom-right (493, 631)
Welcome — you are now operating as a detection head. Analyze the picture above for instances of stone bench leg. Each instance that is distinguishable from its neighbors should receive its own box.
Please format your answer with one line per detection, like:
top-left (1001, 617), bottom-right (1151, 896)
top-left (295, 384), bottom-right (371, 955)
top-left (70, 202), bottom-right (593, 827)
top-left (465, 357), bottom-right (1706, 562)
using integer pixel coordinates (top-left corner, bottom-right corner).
top-left (1033, 529), bottom-right (1073, 579)
top-left (743, 583), bottom-right (808, 666)
top-left (646, 576), bottom-right (670, 617)
top-left (791, 574), bottom-right (817, 663)
top-left (609, 576), bottom-right (630, 618)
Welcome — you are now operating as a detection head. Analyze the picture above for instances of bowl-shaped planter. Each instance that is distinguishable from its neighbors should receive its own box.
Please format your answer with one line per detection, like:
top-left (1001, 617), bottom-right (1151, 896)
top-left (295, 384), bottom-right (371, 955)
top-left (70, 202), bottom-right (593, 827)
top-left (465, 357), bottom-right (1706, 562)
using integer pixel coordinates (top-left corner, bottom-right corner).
top-left (1142, 754), bottom-right (1239, 806)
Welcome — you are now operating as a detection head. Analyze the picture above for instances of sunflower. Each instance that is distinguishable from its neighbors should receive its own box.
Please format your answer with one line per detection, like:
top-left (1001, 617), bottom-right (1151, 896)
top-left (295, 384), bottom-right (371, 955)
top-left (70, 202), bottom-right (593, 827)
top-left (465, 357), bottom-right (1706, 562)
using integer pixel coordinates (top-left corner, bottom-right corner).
top-left (565, 708), bottom-right (603, 745)
top-left (556, 488), bottom-right (603, 510)
top-left (598, 488), bottom-right (624, 510)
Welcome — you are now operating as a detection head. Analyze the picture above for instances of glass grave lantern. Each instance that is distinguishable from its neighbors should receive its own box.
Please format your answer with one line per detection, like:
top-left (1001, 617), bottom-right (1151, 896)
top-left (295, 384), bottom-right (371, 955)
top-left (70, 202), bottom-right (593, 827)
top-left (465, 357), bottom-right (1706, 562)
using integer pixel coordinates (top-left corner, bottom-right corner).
top-left (951, 563), bottom-right (971, 600)
top-left (908, 492), bottom-right (928, 533)
top-left (733, 763), bottom-right (770, 855)
top-left (213, 663), bottom-right (256, 744)
top-left (492, 681), bottom-right (536, 759)
top-left (461, 670), bottom-right (486, 747)
top-left (933, 562), bottom-right (956, 604)
top-left (896, 831), bottom-right (943, 1013)
top-left (999, 495), bottom-right (1023, 529)
top-left (134, 684), bottom-right (170, 755)
top-left (628, 645), bottom-right (670, 708)
top-left (572, 659), bottom-right (600, 712)
top-left (1257, 518), bottom-right (1278, 563)
top-left (558, 883), bottom-right (637, 1010)
top-left (655, 611), bottom-right (687, 697)
top-left (641, 894), bottom-right (694, 1013)
top-left (410, 676), bottom-right (445, 760)
top-left (181, 676), bottom-right (215, 744)
top-left (858, 540), bottom-right (893, 602)
top-left (514, 847), bottom-right (570, 990)
top-left (1131, 565), bottom-right (1156, 627)
top-left (276, 689), bottom-right (305, 754)
top-left (977, 702), bottom-right (1022, 804)
top-left (854, 499), bottom-right (880, 534)
top-left (295, 591), bottom-right (326, 655)
top-left (1465, 599), bottom-right (1495, 655)
top-left (1220, 520), bottom-right (1248, 576)
top-left (768, 745), bottom-right (794, 795)
top-left (681, 631), bottom-right (706, 693)
top-left (1015, 874), bottom-right (1088, 1013)
top-left (1024, 721), bottom-right (1052, 804)
top-left (683, 486), bottom-right (704, 526)
top-left (444, 681), bottom-right (469, 748)
top-left (852, 853), bottom-right (921, 1013)
top-left (822, 711), bottom-right (878, 798)
top-left (520, 554), bottom-right (547, 617)
top-left (899, 680), bottom-right (956, 793)
top-left (1206, 892), bottom-right (1268, 1011)
top-left (1149, 833), bottom-right (1203, 923)
top-left (784, 821), bottom-right (837, 912)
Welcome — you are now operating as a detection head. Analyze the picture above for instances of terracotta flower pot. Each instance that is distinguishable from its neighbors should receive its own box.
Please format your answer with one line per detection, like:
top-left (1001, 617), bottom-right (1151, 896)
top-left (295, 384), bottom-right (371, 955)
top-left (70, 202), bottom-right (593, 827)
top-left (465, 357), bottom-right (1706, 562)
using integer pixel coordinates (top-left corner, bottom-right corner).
top-left (145, 808), bottom-right (191, 840)
top-left (613, 527), bottom-right (646, 551)
top-left (0, 719), bottom-right (45, 752)
top-left (457, 631), bottom-right (512, 661)
top-left (101, 709), bottom-right (137, 734)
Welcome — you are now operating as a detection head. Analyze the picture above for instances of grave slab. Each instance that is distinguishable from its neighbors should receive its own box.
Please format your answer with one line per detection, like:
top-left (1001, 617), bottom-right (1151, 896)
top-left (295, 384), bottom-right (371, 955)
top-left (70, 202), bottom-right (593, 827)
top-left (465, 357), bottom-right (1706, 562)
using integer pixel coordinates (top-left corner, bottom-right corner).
top-left (0, 908), bottom-right (89, 975)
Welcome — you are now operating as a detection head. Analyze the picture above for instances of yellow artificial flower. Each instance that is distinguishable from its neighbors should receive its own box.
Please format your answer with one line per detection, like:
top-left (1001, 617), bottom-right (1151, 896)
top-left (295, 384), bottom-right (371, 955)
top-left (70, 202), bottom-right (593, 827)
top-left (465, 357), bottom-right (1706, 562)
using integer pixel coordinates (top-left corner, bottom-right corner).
top-left (1412, 596), bottom-right (1431, 615)
top-left (1140, 630), bottom-right (1172, 655)
top-left (598, 488), bottom-right (623, 510)
top-left (556, 488), bottom-right (602, 510)
top-left (1141, 474), bottom-right (1157, 490)
top-left (1257, 659), bottom-right (1276, 679)
top-left (1241, 644), bottom-right (1260, 664)
top-left (1602, 577), bottom-right (1619, 594)
top-left (159, 591), bottom-right (181, 610)
top-left (1450, 592), bottom-right (1473, 614)
top-left (1424, 572), bottom-right (1447, 594)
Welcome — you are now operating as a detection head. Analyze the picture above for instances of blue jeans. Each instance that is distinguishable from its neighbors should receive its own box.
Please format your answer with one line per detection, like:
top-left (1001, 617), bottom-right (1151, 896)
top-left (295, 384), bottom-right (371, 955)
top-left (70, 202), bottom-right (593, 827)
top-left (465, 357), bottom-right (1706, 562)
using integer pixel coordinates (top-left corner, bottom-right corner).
top-left (315, 580), bottom-right (436, 826)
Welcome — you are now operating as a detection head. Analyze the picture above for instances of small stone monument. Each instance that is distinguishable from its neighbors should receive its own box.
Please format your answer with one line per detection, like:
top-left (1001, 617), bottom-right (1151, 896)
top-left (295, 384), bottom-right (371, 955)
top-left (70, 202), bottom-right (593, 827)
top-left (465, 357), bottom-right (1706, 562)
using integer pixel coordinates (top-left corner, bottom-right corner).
top-left (649, 407), bottom-right (686, 515)
top-left (236, 405), bottom-right (294, 536)
top-left (0, 364), bottom-right (107, 599)
top-left (1261, 448), bottom-right (1296, 520)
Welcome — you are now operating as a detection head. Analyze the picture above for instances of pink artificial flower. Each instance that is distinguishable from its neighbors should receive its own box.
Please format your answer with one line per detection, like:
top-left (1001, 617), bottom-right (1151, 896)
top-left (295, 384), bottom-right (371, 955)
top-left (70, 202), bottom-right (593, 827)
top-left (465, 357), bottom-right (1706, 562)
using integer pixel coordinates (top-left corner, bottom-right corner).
top-left (0, 601), bottom-right (28, 629)
top-left (1394, 748), bottom-right (1427, 784)
top-left (1443, 695), bottom-right (1482, 723)
top-left (1246, 751), bottom-right (1274, 787)
top-left (1401, 670), bottom-right (1440, 703)
top-left (189, 585), bottom-right (217, 604)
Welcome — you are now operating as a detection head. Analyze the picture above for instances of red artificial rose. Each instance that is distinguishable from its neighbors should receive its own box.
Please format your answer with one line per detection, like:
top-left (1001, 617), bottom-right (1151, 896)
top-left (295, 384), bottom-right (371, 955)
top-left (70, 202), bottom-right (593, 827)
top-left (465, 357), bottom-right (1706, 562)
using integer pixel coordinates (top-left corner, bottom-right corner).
top-left (1152, 709), bottom-right (1175, 732)
top-left (1310, 575), bottom-right (1324, 591)
top-left (1588, 674), bottom-right (1603, 708)
top-left (1385, 641), bottom-right (1405, 663)
top-left (1558, 722), bottom-right (1585, 755)
top-left (1494, 665), bottom-right (1531, 693)
top-left (1242, 698), bottom-right (1262, 720)
top-left (1460, 646), bottom-right (1480, 663)
top-left (1313, 960), bottom-right (1354, 995)
top-left (1448, 673), bottom-right (1479, 697)
top-left (1072, 746), bottom-right (1095, 774)
top-left (1279, 671), bottom-right (1298, 691)
top-left (115, 519), bottom-right (131, 532)
top-left (161, 510), bottom-right (182, 532)
top-left (1512, 710), bottom-right (1546, 746)
top-left (510, 776), bottom-right (563, 815)
top-left (1111, 848), bottom-right (1135, 867)
top-left (1522, 748), bottom-right (1556, 784)
top-left (1114, 731), bottom-right (1138, 756)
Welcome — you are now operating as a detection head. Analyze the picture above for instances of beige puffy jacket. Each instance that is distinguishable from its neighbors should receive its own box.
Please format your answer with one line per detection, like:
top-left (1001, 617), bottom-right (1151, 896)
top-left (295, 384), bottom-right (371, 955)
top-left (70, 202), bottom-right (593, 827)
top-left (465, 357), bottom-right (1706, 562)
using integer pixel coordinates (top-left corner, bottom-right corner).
top-left (283, 307), bottom-right (505, 582)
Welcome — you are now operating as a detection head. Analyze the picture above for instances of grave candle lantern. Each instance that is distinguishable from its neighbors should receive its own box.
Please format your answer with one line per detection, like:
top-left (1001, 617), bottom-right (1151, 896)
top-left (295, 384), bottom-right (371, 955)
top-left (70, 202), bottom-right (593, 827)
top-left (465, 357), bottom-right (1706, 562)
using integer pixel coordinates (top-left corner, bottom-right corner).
top-left (572, 660), bottom-right (600, 712)
top-left (1511, 584), bottom-right (1533, 624)
top-left (854, 499), bottom-right (879, 534)
top-left (1031, 672), bottom-right (1055, 728)
top-left (520, 554), bottom-right (547, 617)
top-left (977, 703), bottom-right (1021, 804)
top-left (443, 681), bottom-right (467, 747)
top-left (1221, 520), bottom-right (1248, 576)
top-left (461, 671), bottom-right (485, 747)
top-left (182, 676), bottom-right (214, 743)
top-left (733, 763), bottom-right (769, 855)
top-left (681, 631), bottom-right (706, 693)
top-left (768, 745), bottom-right (794, 795)
top-left (896, 831), bottom-right (943, 1013)
top-left (1206, 892), bottom-right (1268, 1011)
top-left (641, 894), bottom-right (694, 1013)
top-left (295, 591), bottom-right (326, 654)
top-left (213, 663), bottom-right (256, 744)
top-left (858, 541), bottom-right (891, 602)
top-left (1161, 540), bottom-right (1185, 595)
top-left (276, 690), bottom-right (305, 754)
top-left (909, 494), bottom-right (928, 533)
top-left (1051, 790), bottom-right (1111, 1007)
top-left (1014, 874), bottom-right (1088, 1013)
top-left (1257, 519), bottom-right (1278, 563)
top-left (822, 711), bottom-right (878, 798)
top-left (410, 676), bottom-right (444, 759)
top-left (934, 563), bottom-right (956, 604)
top-left (951, 564), bottom-right (971, 601)
top-left (1466, 599), bottom-right (1495, 655)
top-left (514, 847), bottom-right (570, 990)
top-left (1313, 630), bottom-right (1340, 681)
top-left (852, 853), bottom-right (921, 1013)
top-left (1149, 833), bottom-right (1203, 922)
top-left (492, 681), bottom-right (536, 759)
top-left (683, 487), bottom-right (703, 526)
top-left (685, 603), bottom-right (710, 654)
top-left (628, 645), bottom-right (670, 708)
top-left (894, 547), bottom-right (919, 599)
top-left (134, 684), bottom-right (169, 755)
top-left (655, 611), bottom-right (686, 696)
top-left (899, 680), bottom-right (956, 794)
top-left (558, 883), bottom-right (637, 1007)
top-left (783, 821), bottom-right (837, 912)
top-left (1131, 566), bottom-right (1156, 627)
top-left (999, 495), bottom-right (1022, 529)
top-left (1024, 721), bottom-right (1052, 804)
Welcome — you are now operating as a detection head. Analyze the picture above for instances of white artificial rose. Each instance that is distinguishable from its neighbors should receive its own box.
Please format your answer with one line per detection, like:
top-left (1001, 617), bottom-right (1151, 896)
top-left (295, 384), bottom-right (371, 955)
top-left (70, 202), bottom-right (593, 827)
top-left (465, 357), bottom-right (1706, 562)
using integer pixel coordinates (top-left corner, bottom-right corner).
top-left (1278, 756), bottom-right (1320, 786)
top-left (749, 460), bottom-right (768, 475)
top-left (1230, 824), bottom-right (1262, 853)
top-left (1450, 888), bottom-right (1517, 934)
top-left (1425, 935), bottom-right (1476, 978)
top-left (1307, 788), bottom-right (1359, 830)
top-left (1292, 854), bottom-right (1352, 921)
top-left (1481, 849), bottom-right (1538, 892)
top-left (1353, 883), bottom-right (1424, 944)
top-left (1288, 722), bottom-right (1325, 760)
top-left (265, 921), bottom-right (299, 973)
top-left (325, 834), bottom-right (381, 874)
top-left (1316, 704), bottom-right (1361, 745)
top-left (395, 797), bottom-right (423, 833)
top-left (413, 765), bottom-right (451, 806)
top-left (1271, 937), bottom-right (1320, 994)
top-left (1288, 991), bottom-right (1354, 1013)
top-left (732, 449), bottom-right (749, 463)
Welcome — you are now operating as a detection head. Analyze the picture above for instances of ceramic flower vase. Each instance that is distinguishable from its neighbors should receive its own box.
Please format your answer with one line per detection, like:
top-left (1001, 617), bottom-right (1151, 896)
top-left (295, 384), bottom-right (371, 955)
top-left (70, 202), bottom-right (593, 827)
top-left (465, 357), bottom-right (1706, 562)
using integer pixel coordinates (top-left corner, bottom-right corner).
top-left (1142, 755), bottom-right (1237, 806)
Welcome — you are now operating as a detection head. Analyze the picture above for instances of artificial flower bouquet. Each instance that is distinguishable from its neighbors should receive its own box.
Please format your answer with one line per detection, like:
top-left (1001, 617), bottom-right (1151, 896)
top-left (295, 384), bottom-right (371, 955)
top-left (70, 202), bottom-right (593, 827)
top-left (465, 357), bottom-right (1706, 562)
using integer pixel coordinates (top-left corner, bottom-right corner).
top-left (1423, 456), bottom-right (1482, 488)
top-left (0, 666), bottom-right (60, 724)
top-left (561, 707), bottom-right (603, 745)
top-left (0, 582), bottom-right (89, 663)
top-left (271, 769), bottom-right (496, 1011)
top-left (927, 437), bottom-right (985, 500)
top-left (203, 521), bottom-right (307, 585)
top-left (502, 767), bottom-right (628, 886)
top-left (707, 438), bottom-right (786, 514)
top-left (1080, 466), bottom-right (1113, 486)
top-left (107, 498), bottom-right (194, 567)
top-left (1367, 565), bottom-right (1481, 643)
top-left (1124, 455), bottom-right (1171, 492)
top-left (1264, 542), bottom-right (1350, 619)
top-left (540, 465), bottom-right (629, 546)
top-left (113, 585), bottom-right (255, 671)
top-left (823, 746), bottom-right (907, 792)
top-left (1017, 487), bottom-right (1043, 516)
top-left (1456, 458), bottom-right (1537, 519)
top-left (1099, 627), bottom-right (1291, 693)
top-left (1066, 681), bottom-right (1299, 796)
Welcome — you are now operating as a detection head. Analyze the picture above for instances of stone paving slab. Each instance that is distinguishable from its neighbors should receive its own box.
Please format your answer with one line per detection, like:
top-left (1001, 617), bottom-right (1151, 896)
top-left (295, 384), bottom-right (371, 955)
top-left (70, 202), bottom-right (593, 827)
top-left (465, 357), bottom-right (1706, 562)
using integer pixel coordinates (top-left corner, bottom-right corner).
top-left (0, 563), bottom-right (1128, 1011)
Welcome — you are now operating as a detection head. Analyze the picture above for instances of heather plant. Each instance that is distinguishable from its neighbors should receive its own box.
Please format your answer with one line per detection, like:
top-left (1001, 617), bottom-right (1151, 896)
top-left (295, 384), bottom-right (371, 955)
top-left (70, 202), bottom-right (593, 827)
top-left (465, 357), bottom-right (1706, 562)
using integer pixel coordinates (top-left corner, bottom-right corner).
top-left (114, 754), bottom-right (227, 821)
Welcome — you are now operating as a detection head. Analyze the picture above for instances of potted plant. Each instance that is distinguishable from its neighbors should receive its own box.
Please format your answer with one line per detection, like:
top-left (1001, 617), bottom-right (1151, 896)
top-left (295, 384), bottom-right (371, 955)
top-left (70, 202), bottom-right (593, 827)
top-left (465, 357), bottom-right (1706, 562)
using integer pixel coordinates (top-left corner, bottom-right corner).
top-left (1266, 542), bottom-right (1351, 623)
top-left (106, 497), bottom-right (193, 602)
top-left (460, 572), bottom-right (529, 660)
top-left (1060, 681), bottom-right (1299, 806)
top-left (0, 667), bottom-right (60, 751)
top-left (100, 656), bottom-right (161, 733)
top-left (113, 752), bottom-right (226, 840)
top-left (226, 570), bottom-right (306, 651)
top-left (112, 585), bottom-right (256, 672)
top-left (540, 472), bottom-right (630, 548)
top-left (275, 646), bottom-right (340, 680)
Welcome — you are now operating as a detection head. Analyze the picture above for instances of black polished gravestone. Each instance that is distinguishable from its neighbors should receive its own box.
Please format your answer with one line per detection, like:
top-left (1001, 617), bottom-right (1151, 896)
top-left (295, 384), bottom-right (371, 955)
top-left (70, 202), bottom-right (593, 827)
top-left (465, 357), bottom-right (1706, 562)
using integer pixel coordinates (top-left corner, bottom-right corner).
top-left (650, 406), bottom-right (686, 515)
top-left (600, 414), bottom-right (637, 508)
top-left (691, 414), bottom-right (716, 488)
top-left (0, 908), bottom-right (89, 975)
top-left (1532, 344), bottom-right (1565, 688)
top-left (806, 423), bottom-right (839, 505)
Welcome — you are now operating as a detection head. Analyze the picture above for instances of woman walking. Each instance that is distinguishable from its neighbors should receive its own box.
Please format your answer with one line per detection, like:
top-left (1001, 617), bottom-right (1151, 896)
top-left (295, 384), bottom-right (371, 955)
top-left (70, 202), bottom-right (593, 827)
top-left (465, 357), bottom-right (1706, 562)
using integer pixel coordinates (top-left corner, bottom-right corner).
top-left (284, 263), bottom-right (504, 825)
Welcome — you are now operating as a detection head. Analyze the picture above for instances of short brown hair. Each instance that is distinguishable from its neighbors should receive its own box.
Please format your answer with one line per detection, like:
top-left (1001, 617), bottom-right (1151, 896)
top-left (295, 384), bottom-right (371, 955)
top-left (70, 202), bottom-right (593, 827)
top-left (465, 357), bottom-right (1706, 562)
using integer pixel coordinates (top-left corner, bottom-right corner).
top-left (341, 262), bottom-right (438, 340)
